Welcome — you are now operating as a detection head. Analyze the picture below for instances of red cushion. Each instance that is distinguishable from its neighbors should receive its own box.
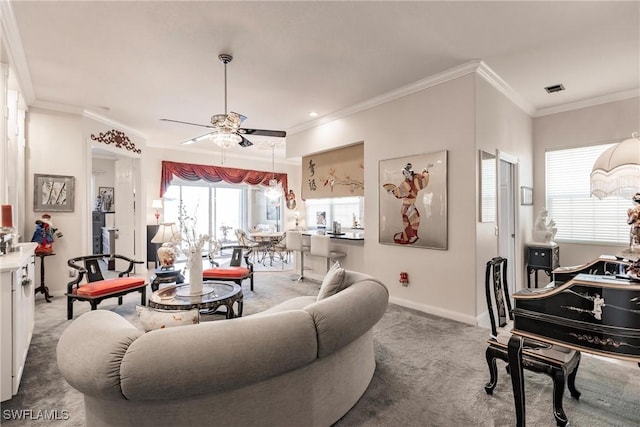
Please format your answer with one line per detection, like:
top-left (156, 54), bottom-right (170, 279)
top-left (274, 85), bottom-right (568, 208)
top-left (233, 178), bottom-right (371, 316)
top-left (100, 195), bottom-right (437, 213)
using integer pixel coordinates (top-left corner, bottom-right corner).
top-left (75, 277), bottom-right (146, 297)
top-left (203, 267), bottom-right (251, 279)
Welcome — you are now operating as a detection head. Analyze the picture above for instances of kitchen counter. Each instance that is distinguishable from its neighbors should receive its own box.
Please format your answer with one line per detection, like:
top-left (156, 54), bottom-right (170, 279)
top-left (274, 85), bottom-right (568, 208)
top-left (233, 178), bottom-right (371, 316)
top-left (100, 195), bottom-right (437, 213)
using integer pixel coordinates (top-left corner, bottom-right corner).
top-left (302, 230), bottom-right (364, 241)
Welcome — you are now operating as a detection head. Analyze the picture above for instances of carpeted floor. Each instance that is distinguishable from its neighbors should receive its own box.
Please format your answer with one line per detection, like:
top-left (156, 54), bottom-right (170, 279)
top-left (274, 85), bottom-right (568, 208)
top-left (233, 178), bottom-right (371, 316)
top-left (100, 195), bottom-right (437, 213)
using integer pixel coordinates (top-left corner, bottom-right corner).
top-left (1, 271), bottom-right (639, 426)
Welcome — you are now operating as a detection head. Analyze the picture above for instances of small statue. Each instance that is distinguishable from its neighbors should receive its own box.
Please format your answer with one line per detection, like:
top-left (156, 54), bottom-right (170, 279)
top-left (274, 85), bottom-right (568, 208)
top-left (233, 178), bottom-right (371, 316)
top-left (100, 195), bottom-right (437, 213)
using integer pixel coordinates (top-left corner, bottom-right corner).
top-left (31, 213), bottom-right (63, 254)
top-left (533, 209), bottom-right (557, 244)
top-left (627, 192), bottom-right (640, 250)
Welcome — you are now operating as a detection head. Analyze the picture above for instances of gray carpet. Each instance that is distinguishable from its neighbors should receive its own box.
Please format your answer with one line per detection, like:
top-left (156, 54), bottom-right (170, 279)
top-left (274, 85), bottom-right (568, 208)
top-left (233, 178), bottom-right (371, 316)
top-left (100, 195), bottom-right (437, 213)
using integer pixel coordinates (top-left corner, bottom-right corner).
top-left (1, 271), bottom-right (639, 426)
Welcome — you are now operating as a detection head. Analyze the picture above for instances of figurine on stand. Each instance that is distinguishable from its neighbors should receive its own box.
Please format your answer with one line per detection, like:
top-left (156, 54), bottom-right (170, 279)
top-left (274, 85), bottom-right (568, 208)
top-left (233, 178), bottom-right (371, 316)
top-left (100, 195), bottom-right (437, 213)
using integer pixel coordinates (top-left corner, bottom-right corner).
top-left (533, 209), bottom-right (557, 244)
top-left (31, 213), bottom-right (63, 254)
top-left (627, 192), bottom-right (640, 251)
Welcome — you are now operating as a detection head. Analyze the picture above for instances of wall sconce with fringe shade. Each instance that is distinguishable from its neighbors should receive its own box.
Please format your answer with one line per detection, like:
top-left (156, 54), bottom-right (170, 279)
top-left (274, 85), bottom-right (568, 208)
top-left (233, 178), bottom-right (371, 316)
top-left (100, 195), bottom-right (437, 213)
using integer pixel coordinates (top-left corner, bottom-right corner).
top-left (590, 132), bottom-right (640, 260)
top-left (151, 223), bottom-right (180, 268)
top-left (152, 199), bottom-right (163, 224)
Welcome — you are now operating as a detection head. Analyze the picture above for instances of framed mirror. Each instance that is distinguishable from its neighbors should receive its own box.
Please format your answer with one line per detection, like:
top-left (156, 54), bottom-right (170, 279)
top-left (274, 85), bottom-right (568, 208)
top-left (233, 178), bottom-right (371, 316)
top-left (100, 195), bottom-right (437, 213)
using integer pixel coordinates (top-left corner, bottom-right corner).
top-left (479, 150), bottom-right (496, 222)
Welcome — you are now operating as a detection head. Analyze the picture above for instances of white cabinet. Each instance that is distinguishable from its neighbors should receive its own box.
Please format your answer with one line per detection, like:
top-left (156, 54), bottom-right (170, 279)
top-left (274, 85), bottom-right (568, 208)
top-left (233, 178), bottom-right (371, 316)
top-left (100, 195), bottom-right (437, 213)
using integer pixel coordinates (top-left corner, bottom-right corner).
top-left (0, 243), bottom-right (36, 402)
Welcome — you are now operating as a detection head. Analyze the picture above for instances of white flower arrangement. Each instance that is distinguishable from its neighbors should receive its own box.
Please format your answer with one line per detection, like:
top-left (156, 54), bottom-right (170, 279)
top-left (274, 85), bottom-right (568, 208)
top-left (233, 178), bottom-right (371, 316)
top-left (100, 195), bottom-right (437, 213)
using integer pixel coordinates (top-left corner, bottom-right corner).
top-left (176, 203), bottom-right (221, 271)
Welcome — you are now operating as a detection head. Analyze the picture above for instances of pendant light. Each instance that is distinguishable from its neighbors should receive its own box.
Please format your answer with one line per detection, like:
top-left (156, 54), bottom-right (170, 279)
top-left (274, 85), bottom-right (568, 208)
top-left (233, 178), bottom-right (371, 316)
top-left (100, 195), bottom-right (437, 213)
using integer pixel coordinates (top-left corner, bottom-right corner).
top-left (265, 145), bottom-right (282, 200)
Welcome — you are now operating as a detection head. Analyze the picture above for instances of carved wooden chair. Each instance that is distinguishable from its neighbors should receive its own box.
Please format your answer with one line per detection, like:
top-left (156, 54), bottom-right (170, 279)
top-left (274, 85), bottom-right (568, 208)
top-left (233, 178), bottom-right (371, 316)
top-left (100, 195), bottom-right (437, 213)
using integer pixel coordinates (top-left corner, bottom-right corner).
top-left (66, 254), bottom-right (147, 320)
top-left (484, 256), bottom-right (581, 427)
top-left (204, 246), bottom-right (254, 291)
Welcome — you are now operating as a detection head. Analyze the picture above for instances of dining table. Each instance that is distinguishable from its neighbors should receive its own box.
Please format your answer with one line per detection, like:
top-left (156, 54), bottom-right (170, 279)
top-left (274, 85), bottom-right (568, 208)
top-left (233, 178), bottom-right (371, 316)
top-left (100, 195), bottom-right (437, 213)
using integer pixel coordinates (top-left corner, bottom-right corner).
top-left (249, 231), bottom-right (286, 266)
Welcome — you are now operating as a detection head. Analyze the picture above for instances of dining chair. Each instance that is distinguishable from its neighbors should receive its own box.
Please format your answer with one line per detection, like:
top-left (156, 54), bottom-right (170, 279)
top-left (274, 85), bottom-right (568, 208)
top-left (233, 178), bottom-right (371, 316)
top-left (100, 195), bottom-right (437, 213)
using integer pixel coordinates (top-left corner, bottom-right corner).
top-left (310, 234), bottom-right (345, 273)
top-left (285, 231), bottom-right (308, 281)
top-left (484, 256), bottom-right (581, 427)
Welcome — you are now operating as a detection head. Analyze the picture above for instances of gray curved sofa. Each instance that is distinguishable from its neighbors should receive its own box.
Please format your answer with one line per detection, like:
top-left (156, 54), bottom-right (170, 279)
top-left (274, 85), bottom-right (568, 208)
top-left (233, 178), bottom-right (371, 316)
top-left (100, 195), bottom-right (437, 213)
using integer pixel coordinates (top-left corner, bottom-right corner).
top-left (57, 270), bottom-right (389, 427)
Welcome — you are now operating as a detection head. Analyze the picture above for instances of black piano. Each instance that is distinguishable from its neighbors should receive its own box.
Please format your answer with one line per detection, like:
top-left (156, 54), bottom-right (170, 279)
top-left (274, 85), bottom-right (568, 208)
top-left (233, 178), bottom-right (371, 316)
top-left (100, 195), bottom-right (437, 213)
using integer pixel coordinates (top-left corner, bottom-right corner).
top-left (507, 257), bottom-right (639, 426)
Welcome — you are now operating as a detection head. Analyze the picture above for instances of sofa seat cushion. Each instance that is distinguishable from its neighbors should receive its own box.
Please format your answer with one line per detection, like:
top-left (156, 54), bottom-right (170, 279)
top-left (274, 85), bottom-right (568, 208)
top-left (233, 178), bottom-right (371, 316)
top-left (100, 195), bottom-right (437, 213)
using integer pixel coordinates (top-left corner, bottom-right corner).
top-left (203, 267), bottom-right (251, 279)
top-left (75, 277), bottom-right (145, 297)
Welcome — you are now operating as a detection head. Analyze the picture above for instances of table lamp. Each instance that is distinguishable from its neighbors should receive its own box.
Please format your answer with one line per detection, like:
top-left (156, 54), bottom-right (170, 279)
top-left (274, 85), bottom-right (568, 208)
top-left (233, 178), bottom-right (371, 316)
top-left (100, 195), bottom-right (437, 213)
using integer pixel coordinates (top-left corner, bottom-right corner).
top-left (590, 132), bottom-right (640, 260)
top-left (151, 223), bottom-right (180, 268)
top-left (152, 199), bottom-right (163, 224)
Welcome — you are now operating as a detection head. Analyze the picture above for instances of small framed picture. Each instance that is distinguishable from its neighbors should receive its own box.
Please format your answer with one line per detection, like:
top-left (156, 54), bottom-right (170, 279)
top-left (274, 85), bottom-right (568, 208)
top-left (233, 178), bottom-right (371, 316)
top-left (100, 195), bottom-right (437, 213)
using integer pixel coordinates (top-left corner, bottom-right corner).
top-left (34, 174), bottom-right (75, 212)
top-left (98, 187), bottom-right (115, 212)
top-left (520, 186), bottom-right (533, 205)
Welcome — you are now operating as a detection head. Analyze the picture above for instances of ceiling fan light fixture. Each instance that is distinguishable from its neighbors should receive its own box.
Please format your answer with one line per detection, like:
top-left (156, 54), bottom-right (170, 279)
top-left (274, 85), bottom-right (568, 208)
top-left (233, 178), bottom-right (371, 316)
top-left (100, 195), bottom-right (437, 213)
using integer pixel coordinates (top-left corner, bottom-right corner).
top-left (210, 132), bottom-right (242, 148)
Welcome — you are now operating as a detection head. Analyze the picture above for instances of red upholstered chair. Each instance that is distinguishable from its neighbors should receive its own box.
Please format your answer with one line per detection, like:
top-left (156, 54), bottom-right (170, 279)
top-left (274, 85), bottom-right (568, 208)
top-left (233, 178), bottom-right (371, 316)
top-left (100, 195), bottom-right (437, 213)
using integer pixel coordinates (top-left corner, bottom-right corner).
top-left (66, 254), bottom-right (147, 320)
top-left (204, 247), bottom-right (254, 291)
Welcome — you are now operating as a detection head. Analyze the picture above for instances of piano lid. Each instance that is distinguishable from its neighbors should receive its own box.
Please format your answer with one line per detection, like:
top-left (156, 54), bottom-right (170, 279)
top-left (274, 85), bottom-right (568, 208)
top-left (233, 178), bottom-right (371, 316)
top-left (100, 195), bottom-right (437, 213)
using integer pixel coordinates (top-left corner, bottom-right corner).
top-left (512, 273), bottom-right (640, 362)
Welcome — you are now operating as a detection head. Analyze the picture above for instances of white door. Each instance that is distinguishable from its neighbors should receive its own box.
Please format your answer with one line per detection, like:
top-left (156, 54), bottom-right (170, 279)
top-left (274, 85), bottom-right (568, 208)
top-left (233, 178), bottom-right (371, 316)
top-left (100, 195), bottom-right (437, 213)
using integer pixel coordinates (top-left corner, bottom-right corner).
top-left (497, 154), bottom-right (518, 294)
top-left (114, 157), bottom-right (136, 270)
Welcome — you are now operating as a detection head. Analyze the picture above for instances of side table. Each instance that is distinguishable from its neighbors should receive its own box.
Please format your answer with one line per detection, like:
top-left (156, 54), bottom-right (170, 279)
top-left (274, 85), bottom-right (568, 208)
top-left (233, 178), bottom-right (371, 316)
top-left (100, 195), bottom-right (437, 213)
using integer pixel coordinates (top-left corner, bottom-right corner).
top-left (150, 267), bottom-right (184, 292)
top-left (526, 243), bottom-right (559, 288)
top-left (35, 252), bottom-right (54, 303)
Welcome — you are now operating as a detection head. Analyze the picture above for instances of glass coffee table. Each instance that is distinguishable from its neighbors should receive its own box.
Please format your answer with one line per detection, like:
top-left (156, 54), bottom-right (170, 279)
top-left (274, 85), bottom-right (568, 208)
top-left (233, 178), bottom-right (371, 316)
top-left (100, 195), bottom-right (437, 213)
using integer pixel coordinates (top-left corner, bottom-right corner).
top-left (148, 282), bottom-right (243, 319)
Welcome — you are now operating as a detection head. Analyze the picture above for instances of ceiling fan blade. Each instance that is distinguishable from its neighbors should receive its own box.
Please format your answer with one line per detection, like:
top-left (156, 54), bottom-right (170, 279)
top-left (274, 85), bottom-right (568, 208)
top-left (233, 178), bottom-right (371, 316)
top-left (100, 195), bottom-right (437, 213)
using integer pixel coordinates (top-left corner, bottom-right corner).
top-left (239, 128), bottom-right (287, 138)
top-left (238, 134), bottom-right (253, 148)
top-left (180, 132), bottom-right (213, 145)
top-left (161, 118), bottom-right (213, 129)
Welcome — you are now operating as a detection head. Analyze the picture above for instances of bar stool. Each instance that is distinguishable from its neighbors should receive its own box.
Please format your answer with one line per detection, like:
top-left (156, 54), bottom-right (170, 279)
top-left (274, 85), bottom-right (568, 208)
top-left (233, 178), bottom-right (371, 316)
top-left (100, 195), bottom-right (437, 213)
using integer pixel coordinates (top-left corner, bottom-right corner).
top-left (285, 231), bottom-right (309, 281)
top-left (310, 234), bottom-right (346, 273)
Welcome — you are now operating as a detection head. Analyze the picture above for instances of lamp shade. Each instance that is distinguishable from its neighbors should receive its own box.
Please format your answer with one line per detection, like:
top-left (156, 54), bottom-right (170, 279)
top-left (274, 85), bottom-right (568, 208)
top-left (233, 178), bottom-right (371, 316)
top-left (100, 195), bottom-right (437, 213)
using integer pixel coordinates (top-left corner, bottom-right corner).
top-left (151, 223), bottom-right (180, 244)
top-left (590, 133), bottom-right (640, 199)
top-left (151, 199), bottom-right (163, 209)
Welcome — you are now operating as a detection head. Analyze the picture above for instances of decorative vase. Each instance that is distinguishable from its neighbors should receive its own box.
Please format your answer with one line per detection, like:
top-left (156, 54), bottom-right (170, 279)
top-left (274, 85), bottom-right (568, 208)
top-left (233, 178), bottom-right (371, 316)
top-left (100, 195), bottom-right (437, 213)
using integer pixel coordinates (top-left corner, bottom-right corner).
top-left (188, 253), bottom-right (203, 295)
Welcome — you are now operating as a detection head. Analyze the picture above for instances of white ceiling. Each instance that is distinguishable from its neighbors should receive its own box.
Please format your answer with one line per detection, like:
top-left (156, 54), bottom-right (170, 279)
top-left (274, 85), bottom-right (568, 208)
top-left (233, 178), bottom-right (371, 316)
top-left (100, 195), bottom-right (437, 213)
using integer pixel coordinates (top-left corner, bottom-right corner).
top-left (7, 1), bottom-right (640, 160)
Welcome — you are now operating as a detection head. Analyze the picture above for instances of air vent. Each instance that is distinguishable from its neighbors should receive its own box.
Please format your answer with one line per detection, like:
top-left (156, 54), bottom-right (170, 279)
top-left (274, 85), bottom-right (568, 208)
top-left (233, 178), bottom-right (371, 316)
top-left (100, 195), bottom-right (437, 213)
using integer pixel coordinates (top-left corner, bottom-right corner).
top-left (545, 84), bottom-right (565, 93)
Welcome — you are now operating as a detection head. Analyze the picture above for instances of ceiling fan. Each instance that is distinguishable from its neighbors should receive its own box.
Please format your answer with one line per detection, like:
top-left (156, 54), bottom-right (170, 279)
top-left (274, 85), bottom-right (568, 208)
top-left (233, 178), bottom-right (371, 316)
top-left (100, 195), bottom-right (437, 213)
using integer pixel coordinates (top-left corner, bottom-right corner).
top-left (161, 54), bottom-right (286, 148)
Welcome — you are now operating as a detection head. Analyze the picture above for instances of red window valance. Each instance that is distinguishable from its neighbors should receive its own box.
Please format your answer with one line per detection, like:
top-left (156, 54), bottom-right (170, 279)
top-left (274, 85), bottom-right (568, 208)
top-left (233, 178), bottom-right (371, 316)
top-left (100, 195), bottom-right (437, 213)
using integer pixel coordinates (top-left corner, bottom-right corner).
top-left (160, 160), bottom-right (288, 197)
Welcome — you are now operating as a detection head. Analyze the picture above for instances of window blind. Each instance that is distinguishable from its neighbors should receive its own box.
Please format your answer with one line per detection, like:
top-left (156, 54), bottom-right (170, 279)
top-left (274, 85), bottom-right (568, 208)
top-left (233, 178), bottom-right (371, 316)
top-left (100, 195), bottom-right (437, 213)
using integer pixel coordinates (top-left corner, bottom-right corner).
top-left (545, 144), bottom-right (632, 244)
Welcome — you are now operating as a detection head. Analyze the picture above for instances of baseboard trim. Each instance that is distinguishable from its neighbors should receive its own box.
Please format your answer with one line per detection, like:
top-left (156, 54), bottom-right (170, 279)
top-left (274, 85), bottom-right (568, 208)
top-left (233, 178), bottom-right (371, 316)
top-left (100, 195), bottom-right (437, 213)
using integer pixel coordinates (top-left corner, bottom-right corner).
top-left (389, 296), bottom-right (476, 325)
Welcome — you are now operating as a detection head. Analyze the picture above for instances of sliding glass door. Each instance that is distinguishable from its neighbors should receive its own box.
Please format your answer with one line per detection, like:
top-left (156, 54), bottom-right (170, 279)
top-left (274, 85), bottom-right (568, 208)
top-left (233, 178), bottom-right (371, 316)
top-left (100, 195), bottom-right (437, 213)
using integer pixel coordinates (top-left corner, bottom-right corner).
top-left (163, 179), bottom-right (248, 249)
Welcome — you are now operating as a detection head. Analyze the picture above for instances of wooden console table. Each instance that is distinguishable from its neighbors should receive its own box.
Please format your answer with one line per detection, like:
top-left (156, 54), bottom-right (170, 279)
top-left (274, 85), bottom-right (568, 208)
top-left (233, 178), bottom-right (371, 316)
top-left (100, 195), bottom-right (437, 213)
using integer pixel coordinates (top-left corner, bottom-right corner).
top-left (35, 252), bottom-right (54, 302)
top-left (526, 244), bottom-right (559, 288)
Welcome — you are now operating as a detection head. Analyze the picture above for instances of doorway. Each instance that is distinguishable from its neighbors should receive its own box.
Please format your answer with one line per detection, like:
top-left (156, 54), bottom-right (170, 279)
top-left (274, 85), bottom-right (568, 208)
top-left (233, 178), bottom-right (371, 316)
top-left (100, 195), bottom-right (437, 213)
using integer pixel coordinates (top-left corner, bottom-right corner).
top-left (89, 145), bottom-right (143, 272)
top-left (497, 152), bottom-right (518, 294)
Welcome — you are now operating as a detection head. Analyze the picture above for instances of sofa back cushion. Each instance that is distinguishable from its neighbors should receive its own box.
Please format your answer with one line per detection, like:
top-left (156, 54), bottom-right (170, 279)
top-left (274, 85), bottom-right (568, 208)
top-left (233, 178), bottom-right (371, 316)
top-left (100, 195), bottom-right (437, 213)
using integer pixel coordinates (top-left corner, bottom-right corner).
top-left (120, 310), bottom-right (318, 400)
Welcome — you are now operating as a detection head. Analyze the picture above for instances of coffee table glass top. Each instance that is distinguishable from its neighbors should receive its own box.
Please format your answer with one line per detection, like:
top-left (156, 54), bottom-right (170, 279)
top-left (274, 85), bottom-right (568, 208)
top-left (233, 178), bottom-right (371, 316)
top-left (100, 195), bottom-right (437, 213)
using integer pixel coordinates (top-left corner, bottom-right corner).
top-left (148, 282), bottom-right (241, 311)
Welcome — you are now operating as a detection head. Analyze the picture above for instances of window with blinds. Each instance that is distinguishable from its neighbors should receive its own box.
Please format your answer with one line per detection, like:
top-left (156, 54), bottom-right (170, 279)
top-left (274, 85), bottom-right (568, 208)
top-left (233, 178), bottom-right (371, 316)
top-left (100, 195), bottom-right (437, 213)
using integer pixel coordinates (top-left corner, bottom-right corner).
top-left (545, 144), bottom-right (632, 244)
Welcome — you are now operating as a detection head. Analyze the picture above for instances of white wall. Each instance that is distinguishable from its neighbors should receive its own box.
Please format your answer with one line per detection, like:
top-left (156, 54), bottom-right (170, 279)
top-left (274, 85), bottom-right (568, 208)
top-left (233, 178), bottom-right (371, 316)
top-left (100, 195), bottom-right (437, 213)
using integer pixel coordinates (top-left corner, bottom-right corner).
top-left (288, 74), bottom-right (478, 324)
top-left (91, 158), bottom-right (115, 210)
top-left (533, 97), bottom-right (640, 266)
top-left (475, 76), bottom-right (533, 318)
top-left (26, 108), bottom-right (86, 295)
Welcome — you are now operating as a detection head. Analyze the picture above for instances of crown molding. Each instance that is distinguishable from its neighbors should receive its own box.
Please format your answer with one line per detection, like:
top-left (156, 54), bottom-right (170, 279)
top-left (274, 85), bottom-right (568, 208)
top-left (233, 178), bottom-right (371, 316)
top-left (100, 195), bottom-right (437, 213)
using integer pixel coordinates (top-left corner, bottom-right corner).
top-left (288, 60), bottom-right (485, 135)
top-left (288, 60), bottom-right (539, 135)
top-left (0, 0), bottom-right (35, 104)
top-left (475, 61), bottom-right (536, 116)
top-left (83, 110), bottom-right (148, 141)
top-left (534, 88), bottom-right (640, 117)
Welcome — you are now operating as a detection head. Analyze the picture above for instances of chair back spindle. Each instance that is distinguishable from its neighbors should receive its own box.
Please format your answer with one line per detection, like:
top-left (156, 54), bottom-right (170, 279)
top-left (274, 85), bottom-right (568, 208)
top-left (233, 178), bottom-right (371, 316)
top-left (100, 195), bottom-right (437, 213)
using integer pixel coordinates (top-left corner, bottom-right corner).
top-left (484, 257), bottom-right (512, 337)
top-left (84, 258), bottom-right (105, 283)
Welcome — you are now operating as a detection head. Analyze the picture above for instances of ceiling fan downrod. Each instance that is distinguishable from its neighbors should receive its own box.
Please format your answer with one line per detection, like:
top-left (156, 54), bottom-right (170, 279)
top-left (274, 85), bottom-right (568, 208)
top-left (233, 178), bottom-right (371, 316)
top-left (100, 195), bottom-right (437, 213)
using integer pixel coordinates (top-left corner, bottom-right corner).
top-left (218, 54), bottom-right (233, 115)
